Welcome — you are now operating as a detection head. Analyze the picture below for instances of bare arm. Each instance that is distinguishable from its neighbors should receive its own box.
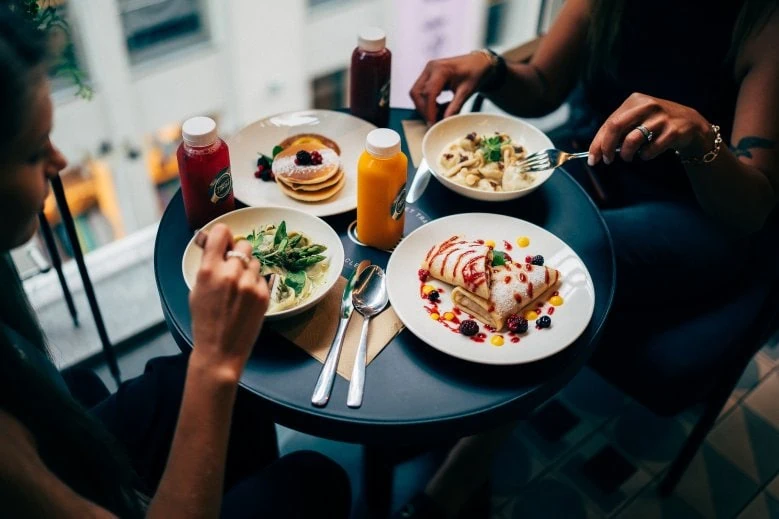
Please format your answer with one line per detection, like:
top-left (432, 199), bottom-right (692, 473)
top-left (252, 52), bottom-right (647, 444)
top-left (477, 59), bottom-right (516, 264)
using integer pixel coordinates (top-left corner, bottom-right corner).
top-left (684, 10), bottom-right (779, 232)
top-left (485, 0), bottom-right (591, 117)
top-left (410, 0), bottom-right (591, 124)
top-left (588, 8), bottom-right (779, 233)
top-left (1, 226), bottom-right (270, 519)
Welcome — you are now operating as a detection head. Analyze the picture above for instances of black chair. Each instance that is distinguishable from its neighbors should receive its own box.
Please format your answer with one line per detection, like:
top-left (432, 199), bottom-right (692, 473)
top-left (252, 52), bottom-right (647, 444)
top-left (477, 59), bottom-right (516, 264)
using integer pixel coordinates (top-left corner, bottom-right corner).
top-left (590, 210), bottom-right (779, 494)
top-left (40, 173), bottom-right (121, 385)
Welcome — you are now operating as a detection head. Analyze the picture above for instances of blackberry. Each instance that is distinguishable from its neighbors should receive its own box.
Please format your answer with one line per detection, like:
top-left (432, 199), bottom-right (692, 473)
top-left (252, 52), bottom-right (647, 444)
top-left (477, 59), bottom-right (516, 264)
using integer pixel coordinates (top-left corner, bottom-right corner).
top-left (531, 255), bottom-right (544, 266)
top-left (257, 155), bottom-right (271, 169)
top-left (295, 150), bottom-right (312, 165)
top-left (427, 290), bottom-right (440, 302)
top-left (260, 169), bottom-right (273, 181)
top-left (536, 316), bottom-right (552, 329)
top-left (459, 320), bottom-right (479, 336)
top-left (506, 315), bottom-right (528, 333)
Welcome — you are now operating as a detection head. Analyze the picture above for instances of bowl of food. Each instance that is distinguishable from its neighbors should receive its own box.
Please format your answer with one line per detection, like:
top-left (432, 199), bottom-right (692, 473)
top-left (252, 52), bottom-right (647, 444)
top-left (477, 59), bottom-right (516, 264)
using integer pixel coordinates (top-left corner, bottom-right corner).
top-left (422, 113), bottom-right (554, 202)
top-left (181, 206), bottom-right (345, 321)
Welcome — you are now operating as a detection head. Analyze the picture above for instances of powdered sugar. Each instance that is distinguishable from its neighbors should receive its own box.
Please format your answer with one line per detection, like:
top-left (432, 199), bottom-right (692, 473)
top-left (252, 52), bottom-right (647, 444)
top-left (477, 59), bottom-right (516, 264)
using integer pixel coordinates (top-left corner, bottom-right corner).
top-left (272, 148), bottom-right (340, 177)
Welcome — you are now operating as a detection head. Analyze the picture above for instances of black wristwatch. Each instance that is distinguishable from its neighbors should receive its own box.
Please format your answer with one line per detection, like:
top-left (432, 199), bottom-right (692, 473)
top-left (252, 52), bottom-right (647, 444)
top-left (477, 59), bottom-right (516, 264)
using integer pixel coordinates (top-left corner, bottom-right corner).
top-left (474, 49), bottom-right (508, 92)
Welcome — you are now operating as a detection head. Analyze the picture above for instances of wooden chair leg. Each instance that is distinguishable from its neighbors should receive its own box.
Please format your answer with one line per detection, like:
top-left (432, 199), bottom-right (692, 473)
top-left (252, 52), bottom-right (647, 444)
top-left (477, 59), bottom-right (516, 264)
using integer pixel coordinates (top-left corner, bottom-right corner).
top-left (658, 378), bottom-right (735, 496)
top-left (38, 212), bottom-right (79, 327)
top-left (50, 174), bottom-right (121, 386)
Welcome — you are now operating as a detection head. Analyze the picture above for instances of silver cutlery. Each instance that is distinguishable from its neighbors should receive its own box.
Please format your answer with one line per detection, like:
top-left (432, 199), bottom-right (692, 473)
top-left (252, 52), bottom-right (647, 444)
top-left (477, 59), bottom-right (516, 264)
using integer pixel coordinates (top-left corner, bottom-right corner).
top-left (346, 265), bottom-right (388, 408)
top-left (311, 259), bottom-right (371, 407)
top-left (516, 147), bottom-right (621, 174)
top-left (405, 158), bottom-right (431, 204)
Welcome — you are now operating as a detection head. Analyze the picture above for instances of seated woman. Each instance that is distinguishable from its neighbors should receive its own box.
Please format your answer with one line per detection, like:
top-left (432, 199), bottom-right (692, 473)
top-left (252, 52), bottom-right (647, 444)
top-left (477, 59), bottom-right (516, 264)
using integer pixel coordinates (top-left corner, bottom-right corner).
top-left (401, 0), bottom-right (778, 516)
top-left (0, 7), bottom-right (350, 518)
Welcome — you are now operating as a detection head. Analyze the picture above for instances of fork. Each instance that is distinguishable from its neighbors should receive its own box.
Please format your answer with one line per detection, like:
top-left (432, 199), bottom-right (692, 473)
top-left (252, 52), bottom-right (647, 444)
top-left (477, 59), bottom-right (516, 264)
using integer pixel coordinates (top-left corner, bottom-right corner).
top-left (516, 147), bottom-right (623, 174)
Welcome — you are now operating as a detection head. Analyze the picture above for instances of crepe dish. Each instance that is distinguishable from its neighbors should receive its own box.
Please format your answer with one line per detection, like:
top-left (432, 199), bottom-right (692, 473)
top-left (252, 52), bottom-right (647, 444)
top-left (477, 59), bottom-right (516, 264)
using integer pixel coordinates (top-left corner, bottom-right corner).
top-left (419, 235), bottom-right (562, 341)
top-left (451, 261), bottom-right (559, 331)
top-left (271, 143), bottom-right (345, 202)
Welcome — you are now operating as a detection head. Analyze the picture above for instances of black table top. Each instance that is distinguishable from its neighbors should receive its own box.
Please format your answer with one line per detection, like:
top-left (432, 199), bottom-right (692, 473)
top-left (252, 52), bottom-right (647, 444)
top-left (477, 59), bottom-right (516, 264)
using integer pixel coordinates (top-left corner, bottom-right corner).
top-left (154, 108), bottom-right (615, 445)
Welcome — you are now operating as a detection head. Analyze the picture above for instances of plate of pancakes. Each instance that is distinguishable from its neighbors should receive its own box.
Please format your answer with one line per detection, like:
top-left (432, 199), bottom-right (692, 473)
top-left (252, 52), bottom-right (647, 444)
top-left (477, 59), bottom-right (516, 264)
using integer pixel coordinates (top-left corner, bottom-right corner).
top-left (229, 110), bottom-right (377, 217)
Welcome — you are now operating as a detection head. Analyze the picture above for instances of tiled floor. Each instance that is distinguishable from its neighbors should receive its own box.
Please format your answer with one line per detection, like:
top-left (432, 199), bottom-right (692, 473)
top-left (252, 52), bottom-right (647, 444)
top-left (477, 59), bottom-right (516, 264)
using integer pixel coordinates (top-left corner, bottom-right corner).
top-left (78, 327), bottom-right (779, 519)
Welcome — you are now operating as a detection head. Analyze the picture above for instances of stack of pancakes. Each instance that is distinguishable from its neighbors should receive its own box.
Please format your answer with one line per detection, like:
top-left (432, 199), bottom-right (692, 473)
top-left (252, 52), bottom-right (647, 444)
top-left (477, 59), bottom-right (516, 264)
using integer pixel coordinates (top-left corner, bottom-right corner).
top-left (272, 144), bottom-right (344, 202)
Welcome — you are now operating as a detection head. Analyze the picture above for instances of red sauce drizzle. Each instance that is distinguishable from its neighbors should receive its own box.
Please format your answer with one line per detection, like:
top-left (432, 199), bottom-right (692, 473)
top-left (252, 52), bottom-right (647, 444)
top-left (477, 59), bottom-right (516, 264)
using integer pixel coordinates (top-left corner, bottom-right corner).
top-left (485, 324), bottom-right (496, 332)
top-left (476, 239), bottom-right (485, 245)
top-left (513, 293), bottom-right (522, 303)
top-left (504, 253), bottom-right (513, 264)
top-left (548, 307), bottom-right (555, 315)
top-left (453, 308), bottom-right (462, 315)
top-left (511, 337), bottom-right (520, 343)
top-left (519, 273), bottom-right (527, 283)
top-left (504, 275), bottom-right (512, 284)
top-left (488, 305), bottom-right (495, 313)
top-left (526, 264), bottom-right (533, 272)
top-left (545, 268), bottom-right (549, 284)
top-left (503, 240), bottom-right (513, 251)
top-left (471, 332), bottom-right (487, 343)
top-left (553, 290), bottom-right (560, 296)
top-left (528, 283), bottom-right (534, 299)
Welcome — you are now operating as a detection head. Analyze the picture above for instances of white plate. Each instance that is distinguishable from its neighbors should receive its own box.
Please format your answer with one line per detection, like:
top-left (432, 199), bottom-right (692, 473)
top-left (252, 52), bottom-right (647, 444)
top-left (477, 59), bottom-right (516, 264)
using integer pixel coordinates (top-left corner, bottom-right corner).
top-left (182, 206), bottom-right (345, 321)
top-left (386, 213), bottom-right (595, 365)
top-left (422, 113), bottom-right (554, 202)
top-left (229, 110), bottom-right (377, 216)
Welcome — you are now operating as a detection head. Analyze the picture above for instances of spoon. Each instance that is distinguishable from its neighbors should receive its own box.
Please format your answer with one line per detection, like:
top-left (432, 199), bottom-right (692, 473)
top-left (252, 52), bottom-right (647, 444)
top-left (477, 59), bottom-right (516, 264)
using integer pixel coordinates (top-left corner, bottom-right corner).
top-left (346, 265), bottom-right (388, 408)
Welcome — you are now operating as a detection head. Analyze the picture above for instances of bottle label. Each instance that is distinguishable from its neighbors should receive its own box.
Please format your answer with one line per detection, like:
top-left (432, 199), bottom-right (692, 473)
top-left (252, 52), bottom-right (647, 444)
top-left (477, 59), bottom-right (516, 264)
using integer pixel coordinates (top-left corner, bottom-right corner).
top-left (378, 80), bottom-right (390, 109)
top-left (390, 183), bottom-right (406, 220)
top-left (209, 167), bottom-right (233, 204)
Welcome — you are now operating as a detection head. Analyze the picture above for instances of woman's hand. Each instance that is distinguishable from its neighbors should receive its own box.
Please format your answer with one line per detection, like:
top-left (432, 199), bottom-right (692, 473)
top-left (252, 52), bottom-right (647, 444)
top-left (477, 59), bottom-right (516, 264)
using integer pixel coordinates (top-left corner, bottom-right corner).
top-left (189, 224), bottom-right (269, 382)
top-left (588, 92), bottom-right (714, 165)
top-left (410, 52), bottom-right (493, 125)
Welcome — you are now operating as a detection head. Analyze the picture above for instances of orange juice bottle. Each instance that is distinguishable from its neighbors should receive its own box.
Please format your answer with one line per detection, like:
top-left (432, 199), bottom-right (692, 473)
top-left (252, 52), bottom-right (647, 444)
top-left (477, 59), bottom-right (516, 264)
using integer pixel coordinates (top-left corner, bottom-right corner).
top-left (357, 128), bottom-right (407, 249)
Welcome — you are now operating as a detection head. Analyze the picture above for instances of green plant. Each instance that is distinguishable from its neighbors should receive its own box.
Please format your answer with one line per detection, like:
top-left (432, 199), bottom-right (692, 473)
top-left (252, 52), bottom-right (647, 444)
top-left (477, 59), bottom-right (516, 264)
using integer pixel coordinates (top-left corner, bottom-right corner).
top-left (10, 0), bottom-right (92, 99)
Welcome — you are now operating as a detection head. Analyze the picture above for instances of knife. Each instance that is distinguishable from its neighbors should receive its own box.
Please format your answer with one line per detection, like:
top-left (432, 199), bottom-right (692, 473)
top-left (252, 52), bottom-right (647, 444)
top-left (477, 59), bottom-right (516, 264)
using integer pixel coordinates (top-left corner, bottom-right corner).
top-left (311, 259), bottom-right (371, 407)
top-left (405, 158), bottom-right (431, 204)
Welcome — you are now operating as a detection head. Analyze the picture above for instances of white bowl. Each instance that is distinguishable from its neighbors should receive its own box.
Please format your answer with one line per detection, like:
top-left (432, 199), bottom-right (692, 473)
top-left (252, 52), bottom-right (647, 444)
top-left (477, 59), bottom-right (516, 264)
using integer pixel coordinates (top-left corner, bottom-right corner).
top-left (182, 206), bottom-right (345, 321)
top-left (422, 113), bottom-right (554, 202)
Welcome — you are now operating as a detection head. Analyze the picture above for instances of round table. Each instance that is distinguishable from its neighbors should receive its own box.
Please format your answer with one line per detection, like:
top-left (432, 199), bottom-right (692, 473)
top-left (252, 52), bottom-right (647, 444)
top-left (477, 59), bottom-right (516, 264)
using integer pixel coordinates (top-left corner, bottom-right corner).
top-left (154, 108), bottom-right (616, 446)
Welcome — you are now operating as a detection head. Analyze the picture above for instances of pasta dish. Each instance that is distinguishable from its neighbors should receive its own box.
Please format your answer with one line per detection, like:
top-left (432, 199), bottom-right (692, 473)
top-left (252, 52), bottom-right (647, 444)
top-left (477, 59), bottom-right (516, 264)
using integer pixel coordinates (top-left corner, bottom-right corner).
top-left (438, 131), bottom-right (536, 192)
top-left (243, 221), bottom-right (330, 311)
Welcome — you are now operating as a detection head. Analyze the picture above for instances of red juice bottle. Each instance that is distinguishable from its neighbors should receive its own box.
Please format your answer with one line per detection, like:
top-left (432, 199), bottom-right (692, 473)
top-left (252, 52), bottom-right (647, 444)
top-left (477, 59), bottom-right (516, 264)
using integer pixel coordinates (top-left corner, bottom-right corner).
top-left (177, 116), bottom-right (235, 229)
top-left (349, 27), bottom-right (391, 128)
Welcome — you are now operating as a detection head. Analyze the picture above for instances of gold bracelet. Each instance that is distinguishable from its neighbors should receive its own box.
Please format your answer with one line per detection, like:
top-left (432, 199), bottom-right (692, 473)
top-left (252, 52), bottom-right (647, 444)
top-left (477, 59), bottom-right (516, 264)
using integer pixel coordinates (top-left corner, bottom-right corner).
top-left (676, 124), bottom-right (722, 164)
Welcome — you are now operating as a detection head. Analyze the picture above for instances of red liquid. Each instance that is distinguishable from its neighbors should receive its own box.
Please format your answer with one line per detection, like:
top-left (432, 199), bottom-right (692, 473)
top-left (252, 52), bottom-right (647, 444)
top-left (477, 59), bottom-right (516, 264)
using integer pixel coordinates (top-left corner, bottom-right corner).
top-left (177, 138), bottom-right (235, 229)
top-left (350, 46), bottom-right (391, 127)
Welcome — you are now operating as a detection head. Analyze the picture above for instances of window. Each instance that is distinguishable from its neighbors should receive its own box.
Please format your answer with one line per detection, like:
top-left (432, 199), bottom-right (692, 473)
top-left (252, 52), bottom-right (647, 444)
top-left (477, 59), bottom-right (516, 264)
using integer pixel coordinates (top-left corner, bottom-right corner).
top-left (312, 69), bottom-right (348, 110)
top-left (484, 0), bottom-right (508, 47)
top-left (119, 0), bottom-right (209, 64)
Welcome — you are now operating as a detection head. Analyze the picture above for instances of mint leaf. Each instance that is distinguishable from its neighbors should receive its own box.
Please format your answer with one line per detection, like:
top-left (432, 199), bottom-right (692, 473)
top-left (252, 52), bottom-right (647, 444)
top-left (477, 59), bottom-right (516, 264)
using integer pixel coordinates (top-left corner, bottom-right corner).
top-left (284, 270), bottom-right (306, 295)
top-left (273, 221), bottom-right (287, 247)
top-left (272, 145), bottom-right (284, 158)
top-left (492, 251), bottom-right (506, 266)
top-left (480, 135), bottom-right (504, 163)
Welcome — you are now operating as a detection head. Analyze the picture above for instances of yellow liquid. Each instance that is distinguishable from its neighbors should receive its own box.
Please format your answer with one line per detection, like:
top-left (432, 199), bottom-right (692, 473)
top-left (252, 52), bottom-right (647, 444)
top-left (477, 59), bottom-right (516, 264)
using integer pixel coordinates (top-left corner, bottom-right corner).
top-left (357, 149), bottom-right (407, 250)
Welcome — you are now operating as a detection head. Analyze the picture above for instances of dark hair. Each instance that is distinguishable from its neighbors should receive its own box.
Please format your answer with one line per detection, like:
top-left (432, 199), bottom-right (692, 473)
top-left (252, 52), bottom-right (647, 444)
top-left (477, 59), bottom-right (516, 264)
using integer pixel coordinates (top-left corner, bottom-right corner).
top-left (587, 0), bottom-right (778, 80)
top-left (0, 7), bottom-right (142, 517)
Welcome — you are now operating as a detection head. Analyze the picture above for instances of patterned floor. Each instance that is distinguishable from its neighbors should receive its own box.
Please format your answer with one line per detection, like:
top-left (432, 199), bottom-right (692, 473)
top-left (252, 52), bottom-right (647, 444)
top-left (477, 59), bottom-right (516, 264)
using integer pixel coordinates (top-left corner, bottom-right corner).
top-left (488, 339), bottom-right (779, 519)
top-left (82, 327), bottom-right (779, 519)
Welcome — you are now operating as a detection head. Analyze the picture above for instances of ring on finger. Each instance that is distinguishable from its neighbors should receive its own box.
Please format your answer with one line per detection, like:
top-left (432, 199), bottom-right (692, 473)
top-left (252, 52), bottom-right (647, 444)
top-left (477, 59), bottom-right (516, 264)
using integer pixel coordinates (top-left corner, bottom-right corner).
top-left (225, 250), bottom-right (251, 268)
top-left (634, 125), bottom-right (654, 143)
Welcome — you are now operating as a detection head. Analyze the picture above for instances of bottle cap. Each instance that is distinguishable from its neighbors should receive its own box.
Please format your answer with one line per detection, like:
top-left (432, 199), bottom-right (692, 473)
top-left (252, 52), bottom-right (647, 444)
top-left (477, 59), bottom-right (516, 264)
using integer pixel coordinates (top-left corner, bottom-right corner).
top-left (358, 27), bottom-right (386, 52)
top-left (182, 116), bottom-right (218, 147)
top-left (365, 128), bottom-right (400, 158)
